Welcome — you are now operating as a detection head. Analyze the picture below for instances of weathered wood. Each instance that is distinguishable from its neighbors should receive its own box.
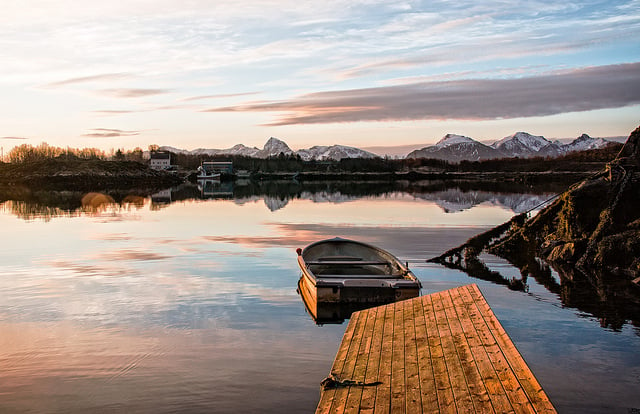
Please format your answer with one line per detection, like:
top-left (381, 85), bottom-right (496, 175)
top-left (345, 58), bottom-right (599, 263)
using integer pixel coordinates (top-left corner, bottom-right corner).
top-left (423, 293), bottom-right (456, 412)
top-left (467, 285), bottom-right (557, 413)
top-left (451, 286), bottom-right (515, 413)
top-left (373, 303), bottom-right (394, 414)
top-left (390, 302), bottom-right (405, 413)
top-left (459, 286), bottom-right (535, 413)
top-left (442, 289), bottom-right (494, 413)
top-left (316, 284), bottom-right (556, 414)
top-left (359, 306), bottom-right (385, 414)
top-left (344, 306), bottom-right (378, 412)
top-left (403, 299), bottom-right (421, 413)
top-left (316, 310), bottom-right (364, 414)
top-left (412, 296), bottom-right (439, 412)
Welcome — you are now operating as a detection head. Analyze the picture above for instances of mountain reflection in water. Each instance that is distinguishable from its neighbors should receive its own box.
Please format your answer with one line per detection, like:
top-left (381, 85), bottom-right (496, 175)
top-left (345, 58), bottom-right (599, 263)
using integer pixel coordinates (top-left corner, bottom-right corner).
top-left (1, 180), bottom-right (638, 330)
top-left (2, 180), bottom-right (638, 327)
top-left (0, 178), bottom-right (563, 218)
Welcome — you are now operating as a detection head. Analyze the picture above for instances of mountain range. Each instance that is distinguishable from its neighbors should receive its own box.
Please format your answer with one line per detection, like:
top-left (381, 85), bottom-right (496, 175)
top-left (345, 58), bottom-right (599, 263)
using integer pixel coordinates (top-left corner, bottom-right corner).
top-left (406, 132), bottom-right (615, 161)
top-left (159, 132), bottom-right (616, 162)
top-left (233, 189), bottom-right (553, 213)
top-left (160, 137), bottom-right (378, 162)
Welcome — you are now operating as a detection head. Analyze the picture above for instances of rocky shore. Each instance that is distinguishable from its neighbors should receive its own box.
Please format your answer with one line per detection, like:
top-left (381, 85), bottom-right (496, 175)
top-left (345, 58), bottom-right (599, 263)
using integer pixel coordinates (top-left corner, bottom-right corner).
top-left (492, 126), bottom-right (640, 279)
top-left (428, 126), bottom-right (640, 329)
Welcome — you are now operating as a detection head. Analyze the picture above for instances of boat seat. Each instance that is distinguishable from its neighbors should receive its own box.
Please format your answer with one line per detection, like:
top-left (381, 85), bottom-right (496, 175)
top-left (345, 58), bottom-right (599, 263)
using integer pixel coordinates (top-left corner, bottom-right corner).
top-left (314, 274), bottom-right (402, 279)
top-left (306, 260), bottom-right (390, 266)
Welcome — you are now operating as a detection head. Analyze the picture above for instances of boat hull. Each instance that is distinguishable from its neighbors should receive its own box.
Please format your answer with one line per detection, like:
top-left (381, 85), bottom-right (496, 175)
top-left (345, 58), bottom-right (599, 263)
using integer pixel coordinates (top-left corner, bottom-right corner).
top-left (297, 276), bottom-right (416, 324)
top-left (299, 266), bottom-right (420, 303)
top-left (296, 237), bottom-right (421, 320)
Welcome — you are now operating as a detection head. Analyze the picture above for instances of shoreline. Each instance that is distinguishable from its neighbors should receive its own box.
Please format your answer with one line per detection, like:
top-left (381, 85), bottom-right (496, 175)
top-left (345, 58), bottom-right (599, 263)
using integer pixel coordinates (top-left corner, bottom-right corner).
top-left (0, 156), bottom-right (606, 190)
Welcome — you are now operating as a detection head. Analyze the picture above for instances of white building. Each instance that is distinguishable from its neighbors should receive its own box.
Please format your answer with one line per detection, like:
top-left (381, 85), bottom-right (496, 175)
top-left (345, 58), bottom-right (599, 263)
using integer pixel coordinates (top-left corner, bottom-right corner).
top-left (149, 152), bottom-right (171, 170)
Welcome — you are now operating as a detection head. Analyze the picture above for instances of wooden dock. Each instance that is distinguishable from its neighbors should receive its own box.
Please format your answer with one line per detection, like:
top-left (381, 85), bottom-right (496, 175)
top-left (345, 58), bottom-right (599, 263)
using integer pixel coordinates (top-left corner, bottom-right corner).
top-left (316, 284), bottom-right (556, 413)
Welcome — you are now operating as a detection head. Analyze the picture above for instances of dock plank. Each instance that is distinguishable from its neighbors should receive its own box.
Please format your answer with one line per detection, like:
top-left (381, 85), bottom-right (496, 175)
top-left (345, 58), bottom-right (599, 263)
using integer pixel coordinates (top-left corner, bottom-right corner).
top-left (358, 306), bottom-right (385, 414)
top-left (424, 293), bottom-right (457, 412)
top-left (451, 286), bottom-right (515, 413)
top-left (434, 290), bottom-right (476, 410)
top-left (317, 310), bottom-right (365, 414)
top-left (390, 302), bottom-right (406, 413)
top-left (344, 306), bottom-right (378, 413)
top-left (467, 285), bottom-right (557, 414)
top-left (316, 284), bottom-right (556, 414)
top-left (459, 286), bottom-right (535, 413)
top-left (412, 296), bottom-right (439, 412)
top-left (373, 304), bottom-right (394, 414)
top-left (442, 288), bottom-right (494, 413)
top-left (403, 298), bottom-right (421, 412)
top-left (331, 309), bottom-right (370, 414)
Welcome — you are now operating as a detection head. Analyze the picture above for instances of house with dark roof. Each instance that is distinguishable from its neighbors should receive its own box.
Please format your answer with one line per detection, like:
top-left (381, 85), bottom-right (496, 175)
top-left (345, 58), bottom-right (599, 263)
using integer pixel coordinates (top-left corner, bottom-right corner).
top-left (149, 152), bottom-right (171, 170)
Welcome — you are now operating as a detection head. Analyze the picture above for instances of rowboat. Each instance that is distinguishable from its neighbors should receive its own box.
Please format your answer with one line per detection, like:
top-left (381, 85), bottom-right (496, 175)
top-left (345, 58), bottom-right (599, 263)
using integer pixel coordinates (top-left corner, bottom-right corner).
top-left (196, 162), bottom-right (222, 180)
top-left (296, 237), bottom-right (421, 322)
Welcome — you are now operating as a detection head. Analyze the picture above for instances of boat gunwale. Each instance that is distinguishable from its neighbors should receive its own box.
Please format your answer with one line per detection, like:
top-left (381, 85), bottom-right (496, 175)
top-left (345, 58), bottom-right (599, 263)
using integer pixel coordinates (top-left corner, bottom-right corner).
top-left (297, 237), bottom-right (421, 289)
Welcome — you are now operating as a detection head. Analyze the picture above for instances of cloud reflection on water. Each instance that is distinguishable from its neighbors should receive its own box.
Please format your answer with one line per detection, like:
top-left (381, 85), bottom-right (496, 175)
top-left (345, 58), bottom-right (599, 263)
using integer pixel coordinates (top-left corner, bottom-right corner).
top-left (203, 222), bottom-right (487, 260)
top-left (0, 184), bottom-right (638, 413)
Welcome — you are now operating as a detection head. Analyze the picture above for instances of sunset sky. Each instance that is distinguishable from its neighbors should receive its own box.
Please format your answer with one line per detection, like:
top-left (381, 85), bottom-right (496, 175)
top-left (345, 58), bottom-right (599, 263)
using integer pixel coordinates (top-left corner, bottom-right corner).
top-left (1, 0), bottom-right (639, 155)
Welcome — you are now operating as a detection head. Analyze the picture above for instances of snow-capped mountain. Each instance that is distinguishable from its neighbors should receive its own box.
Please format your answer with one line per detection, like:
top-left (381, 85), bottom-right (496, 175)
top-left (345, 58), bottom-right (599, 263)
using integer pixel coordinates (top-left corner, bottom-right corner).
top-left (434, 134), bottom-right (475, 148)
top-left (406, 134), bottom-right (501, 162)
top-left (491, 132), bottom-right (552, 157)
top-left (537, 141), bottom-right (564, 157)
top-left (224, 144), bottom-right (261, 157)
top-left (159, 137), bottom-right (292, 159)
top-left (160, 137), bottom-right (378, 161)
top-left (158, 131), bottom-right (616, 163)
top-left (297, 145), bottom-right (378, 161)
top-left (256, 137), bottom-right (294, 158)
top-left (158, 144), bottom-right (261, 158)
top-left (562, 134), bottom-right (613, 153)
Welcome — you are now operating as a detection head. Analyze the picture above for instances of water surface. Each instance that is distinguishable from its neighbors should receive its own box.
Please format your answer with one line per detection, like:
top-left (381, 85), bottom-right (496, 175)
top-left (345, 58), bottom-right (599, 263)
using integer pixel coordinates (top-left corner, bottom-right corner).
top-left (0, 183), bottom-right (638, 413)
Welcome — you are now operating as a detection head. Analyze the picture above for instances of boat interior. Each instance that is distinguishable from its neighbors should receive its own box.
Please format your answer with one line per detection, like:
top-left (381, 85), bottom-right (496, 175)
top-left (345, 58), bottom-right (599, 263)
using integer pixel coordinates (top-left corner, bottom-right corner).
top-left (306, 255), bottom-right (401, 278)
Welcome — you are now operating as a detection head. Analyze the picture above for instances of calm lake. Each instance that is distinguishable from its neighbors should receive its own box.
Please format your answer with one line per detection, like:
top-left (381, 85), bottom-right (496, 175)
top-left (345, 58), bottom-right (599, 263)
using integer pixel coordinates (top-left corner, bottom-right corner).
top-left (1, 181), bottom-right (639, 413)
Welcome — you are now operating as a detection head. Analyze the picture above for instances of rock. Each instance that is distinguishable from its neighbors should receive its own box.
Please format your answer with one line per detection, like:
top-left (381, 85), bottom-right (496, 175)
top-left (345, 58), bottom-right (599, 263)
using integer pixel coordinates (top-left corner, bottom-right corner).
top-left (491, 125), bottom-right (640, 278)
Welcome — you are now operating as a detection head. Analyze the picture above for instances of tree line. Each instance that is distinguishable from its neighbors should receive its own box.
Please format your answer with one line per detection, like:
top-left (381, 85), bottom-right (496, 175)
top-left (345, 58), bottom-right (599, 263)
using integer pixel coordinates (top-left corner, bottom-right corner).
top-left (4, 143), bottom-right (146, 164)
top-left (2, 141), bottom-right (622, 173)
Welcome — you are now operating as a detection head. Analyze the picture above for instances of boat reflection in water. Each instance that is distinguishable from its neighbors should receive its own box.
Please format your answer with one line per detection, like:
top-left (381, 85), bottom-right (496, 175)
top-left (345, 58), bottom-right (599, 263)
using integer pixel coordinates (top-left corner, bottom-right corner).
top-left (296, 237), bottom-right (421, 324)
top-left (197, 178), bottom-right (233, 198)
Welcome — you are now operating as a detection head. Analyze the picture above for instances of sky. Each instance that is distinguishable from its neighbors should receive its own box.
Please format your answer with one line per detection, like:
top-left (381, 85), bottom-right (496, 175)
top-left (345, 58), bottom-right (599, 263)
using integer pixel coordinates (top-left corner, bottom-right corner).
top-left (1, 0), bottom-right (639, 156)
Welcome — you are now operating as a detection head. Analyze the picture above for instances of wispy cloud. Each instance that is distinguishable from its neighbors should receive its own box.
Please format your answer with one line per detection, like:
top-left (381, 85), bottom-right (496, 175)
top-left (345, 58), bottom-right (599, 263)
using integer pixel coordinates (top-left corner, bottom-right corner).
top-left (98, 88), bottom-right (171, 98)
top-left (1, 136), bottom-right (29, 140)
top-left (82, 128), bottom-right (141, 138)
top-left (207, 63), bottom-right (640, 125)
top-left (91, 110), bottom-right (138, 116)
top-left (40, 73), bottom-right (132, 88)
top-left (182, 92), bottom-right (261, 102)
top-left (1, 1), bottom-right (638, 145)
